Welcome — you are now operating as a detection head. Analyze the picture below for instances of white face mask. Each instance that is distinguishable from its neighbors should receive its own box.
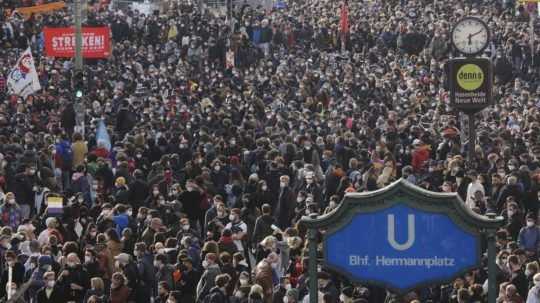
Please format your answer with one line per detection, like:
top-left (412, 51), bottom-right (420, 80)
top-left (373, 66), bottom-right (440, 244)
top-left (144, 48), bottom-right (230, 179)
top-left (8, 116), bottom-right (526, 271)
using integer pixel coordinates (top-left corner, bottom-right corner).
top-left (182, 225), bottom-right (190, 231)
top-left (262, 185), bottom-right (268, 191)
top-left (528, 221), bottom-right (535, 227)
top-left (229, 214), bottom-right (236, 222)
top-left (280, 182), bottom-right (287, 188)
top-left (85, 256), bottom-right (92, 263)
top-left (202, 260), bottom-right (209, 268)
top-left (47, 281), bottom-right (55, 288)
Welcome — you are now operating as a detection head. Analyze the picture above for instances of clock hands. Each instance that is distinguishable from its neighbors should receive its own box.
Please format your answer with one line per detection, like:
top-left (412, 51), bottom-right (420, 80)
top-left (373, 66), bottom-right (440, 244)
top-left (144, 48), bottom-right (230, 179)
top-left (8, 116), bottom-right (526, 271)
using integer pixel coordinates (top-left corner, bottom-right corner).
top-left (467, 30), bottom-right (485, 45)
top-left (469, 29), bottom-right (484, 37)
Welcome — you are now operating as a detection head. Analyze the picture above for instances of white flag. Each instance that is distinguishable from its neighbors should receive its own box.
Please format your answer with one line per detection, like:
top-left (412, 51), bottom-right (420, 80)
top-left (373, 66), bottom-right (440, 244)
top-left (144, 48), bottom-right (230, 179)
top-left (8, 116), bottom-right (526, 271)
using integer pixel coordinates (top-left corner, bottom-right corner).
top-left (7, 48), bottom-right (41, 98)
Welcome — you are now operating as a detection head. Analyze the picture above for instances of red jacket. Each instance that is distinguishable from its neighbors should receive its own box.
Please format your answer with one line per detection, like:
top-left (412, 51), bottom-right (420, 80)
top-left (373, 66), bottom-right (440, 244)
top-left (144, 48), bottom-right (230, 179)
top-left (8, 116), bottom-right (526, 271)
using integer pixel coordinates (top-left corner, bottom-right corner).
top-left (412, 145), bottom-right (430, 172)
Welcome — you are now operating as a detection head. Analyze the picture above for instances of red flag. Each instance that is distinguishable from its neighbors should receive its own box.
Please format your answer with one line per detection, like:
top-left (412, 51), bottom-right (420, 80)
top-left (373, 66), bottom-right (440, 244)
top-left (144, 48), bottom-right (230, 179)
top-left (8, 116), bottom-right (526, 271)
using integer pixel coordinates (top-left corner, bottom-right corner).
top-left (339, 2), bottom-right (349, 34)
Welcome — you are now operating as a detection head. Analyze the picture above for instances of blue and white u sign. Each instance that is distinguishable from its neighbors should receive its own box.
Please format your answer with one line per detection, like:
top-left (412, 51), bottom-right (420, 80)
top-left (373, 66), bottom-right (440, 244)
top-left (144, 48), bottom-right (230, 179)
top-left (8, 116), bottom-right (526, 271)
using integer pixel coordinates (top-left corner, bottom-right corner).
top-left (387, 214), bottom-right (415, 251)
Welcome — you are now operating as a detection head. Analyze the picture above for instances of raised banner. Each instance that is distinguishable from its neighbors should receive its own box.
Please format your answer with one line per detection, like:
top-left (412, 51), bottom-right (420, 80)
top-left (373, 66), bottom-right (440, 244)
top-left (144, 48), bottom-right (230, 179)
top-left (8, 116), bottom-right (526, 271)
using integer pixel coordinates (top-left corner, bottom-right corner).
top-left (16, 1), bottom-right (65, 18)
top-left (43, 27), bottom-right (110, 58)
top-left (7, 48), bottom-right (41, 98)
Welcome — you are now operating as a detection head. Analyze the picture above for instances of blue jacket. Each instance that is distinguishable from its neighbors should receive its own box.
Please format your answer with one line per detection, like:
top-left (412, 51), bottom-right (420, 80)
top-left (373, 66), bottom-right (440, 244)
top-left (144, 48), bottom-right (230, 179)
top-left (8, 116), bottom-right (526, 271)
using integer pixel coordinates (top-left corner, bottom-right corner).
top-left (518, 226), bottom-right (540, 252)
top-left (113, 213), bottom-right (130, 236)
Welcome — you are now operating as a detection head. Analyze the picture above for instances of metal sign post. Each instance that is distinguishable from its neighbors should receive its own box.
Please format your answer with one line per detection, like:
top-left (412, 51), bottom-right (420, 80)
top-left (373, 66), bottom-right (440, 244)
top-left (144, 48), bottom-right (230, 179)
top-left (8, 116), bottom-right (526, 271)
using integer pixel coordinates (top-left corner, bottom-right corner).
top-left (300, 179), bottom-right (503, 300)
top-left (307, 227), bottom-right (318, 303)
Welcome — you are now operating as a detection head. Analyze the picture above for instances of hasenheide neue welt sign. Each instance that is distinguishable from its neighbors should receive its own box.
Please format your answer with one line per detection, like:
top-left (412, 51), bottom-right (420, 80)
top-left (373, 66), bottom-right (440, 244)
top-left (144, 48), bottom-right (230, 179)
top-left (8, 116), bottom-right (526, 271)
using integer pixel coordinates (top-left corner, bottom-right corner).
top-left (449, 57), bottom-right (493, 112)
top-left (43, 27), bottom-right (111, 58)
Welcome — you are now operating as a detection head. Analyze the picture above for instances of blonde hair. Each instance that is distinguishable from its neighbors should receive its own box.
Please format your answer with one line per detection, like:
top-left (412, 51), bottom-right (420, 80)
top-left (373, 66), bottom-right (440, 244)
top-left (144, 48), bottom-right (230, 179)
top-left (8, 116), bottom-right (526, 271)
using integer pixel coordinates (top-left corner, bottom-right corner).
top-left (91, 277), bottom-right (104, 291)
top-left (260, 235), bottom-right (277, 248)
top-left (250, 284), bottom-right (264, 297)
top-left (527, 261), bottom-right (540, 273)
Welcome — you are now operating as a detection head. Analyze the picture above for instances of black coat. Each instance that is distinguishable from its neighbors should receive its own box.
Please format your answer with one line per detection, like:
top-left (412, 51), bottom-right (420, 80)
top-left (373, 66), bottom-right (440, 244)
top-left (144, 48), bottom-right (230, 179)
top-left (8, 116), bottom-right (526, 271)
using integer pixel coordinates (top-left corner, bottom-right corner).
top-left (57, 265), bottom-right (90, 302)
top-left (128, 178), bottom-right (150, 208)
top-left (179, 268), bottom-right (201, 303)
top-left (180, 190), bottom-right (203, 221)
top-left (275, 187), bottom-right (295, 229)
top-left (10, 173), bottom-right (34, 206)
top-left (252, 214), bottom-right (275, 247)
top-left (60, 104), bottom-right (76, 133)
top-left (116, 107), bottom-right (136, 134)
top-left (36, 286), bottom-right (67, 303)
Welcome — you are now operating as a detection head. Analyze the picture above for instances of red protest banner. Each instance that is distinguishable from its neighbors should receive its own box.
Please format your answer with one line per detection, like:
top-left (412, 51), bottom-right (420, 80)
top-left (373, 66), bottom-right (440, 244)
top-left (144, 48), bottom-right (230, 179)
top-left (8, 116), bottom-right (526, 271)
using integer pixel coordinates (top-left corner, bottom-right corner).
top-left (43, 27), bottom-right (111, 58)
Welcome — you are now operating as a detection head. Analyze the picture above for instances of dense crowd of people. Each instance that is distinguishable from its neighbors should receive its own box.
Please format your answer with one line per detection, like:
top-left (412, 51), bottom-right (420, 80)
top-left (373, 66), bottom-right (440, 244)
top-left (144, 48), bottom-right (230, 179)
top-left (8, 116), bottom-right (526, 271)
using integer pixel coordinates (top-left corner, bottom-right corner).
top-left (1, 0), bottom-right (540, 301)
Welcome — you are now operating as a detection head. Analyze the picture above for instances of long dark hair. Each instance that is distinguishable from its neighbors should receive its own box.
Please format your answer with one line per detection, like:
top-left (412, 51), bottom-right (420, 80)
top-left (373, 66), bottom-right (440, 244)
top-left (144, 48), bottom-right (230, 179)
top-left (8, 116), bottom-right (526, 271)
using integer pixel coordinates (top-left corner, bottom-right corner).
top-left (105, 228), bottom-right (121, 243)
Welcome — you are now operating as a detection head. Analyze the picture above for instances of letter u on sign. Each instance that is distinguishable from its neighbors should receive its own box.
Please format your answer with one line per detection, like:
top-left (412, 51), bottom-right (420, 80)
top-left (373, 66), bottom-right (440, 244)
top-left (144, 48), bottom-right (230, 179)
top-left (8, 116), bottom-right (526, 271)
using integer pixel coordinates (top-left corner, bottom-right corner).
top-left (387, 214), bottom-right (415, 251)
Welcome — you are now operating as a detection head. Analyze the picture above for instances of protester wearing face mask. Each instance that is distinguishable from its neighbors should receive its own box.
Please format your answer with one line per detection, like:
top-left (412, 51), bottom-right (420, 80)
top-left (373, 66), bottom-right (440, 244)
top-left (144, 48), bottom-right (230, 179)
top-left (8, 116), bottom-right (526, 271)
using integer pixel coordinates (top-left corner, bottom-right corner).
top-left (83, 248), bottom-right (102, 279)
top-left (155, 254), bottom-right (175, 295)
top-left (109, 272), bottom-right (130, 303)
top-left (36, 271), bottom-right (65, 303)
top-left (196, 253), bottom-right (221, 302)
top-left (133, 242), bottom-right (155, 303)
top-left (528, 273), bottom-right (540, 303)
top-left (276, 176), bottom-right (295, 230)
top-left (7, 0), bottom-right (540, 301)
top-left (506, 202), bottom-right (525, 241)
top-left (507, 254), bottom-right (528, 299)
top-left (0, 250), bottom-right (24, 299)
top-left (518, 214), bottom-right (540, 259)
top-left (0, 192), bottom-right (22, 230)
top-left (225, 208), bottom-right (248, 254)
top-left (180, 180), bottom-right (205, 231)
top-left (56, 253), bottom-right (88, 302)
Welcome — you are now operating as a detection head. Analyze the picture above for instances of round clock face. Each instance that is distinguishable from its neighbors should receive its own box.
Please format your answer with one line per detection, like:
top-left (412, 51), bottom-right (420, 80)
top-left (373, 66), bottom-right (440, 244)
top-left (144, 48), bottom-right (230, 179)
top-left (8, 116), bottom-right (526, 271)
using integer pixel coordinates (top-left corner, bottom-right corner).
top-left (451, 17), bottom-right (490, 55)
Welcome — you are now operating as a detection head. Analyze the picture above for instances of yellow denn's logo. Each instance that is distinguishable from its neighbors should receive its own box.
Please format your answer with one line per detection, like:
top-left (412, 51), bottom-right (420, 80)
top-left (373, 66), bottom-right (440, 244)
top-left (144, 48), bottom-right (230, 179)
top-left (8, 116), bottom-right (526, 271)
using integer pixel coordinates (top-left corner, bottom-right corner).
top-left (456, 64), bottom-right (484, 91)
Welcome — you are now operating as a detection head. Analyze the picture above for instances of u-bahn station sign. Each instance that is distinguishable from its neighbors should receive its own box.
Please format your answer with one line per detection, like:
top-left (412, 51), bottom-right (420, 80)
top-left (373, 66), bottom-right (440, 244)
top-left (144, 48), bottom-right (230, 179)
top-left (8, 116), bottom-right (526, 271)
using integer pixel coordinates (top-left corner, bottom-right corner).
top-left (300, 179), bottom-right (503, 293)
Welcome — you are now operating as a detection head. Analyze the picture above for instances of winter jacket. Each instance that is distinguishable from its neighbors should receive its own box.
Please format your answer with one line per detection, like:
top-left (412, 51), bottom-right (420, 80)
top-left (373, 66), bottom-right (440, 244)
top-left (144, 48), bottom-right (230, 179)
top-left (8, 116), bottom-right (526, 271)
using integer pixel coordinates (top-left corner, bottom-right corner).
top-left (255, 260), bottom-right (273, 303)
top-left (252, 214), bottom-right (275, 247)
top-left (275, 186), bottom-right (295, 229)
top-left (518, 225), bottom-right (540, 253)
top-left (196, 264), bottom-right (221, 302)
